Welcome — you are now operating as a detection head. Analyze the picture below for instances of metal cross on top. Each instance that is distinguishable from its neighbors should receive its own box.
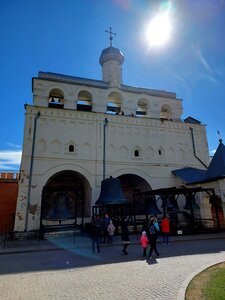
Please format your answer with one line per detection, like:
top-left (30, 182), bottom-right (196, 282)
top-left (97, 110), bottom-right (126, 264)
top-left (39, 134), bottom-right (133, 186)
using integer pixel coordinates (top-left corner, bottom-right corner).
top-left (105, 27), bottom-right (116, 47)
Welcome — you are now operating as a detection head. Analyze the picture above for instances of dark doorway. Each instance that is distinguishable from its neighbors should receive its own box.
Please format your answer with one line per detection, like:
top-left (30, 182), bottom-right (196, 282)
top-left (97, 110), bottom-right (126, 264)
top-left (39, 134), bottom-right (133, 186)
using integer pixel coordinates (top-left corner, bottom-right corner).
top-left (118, 174), bottom-right (151, 214)
top-left (41, 170), bottom-right (91, 233)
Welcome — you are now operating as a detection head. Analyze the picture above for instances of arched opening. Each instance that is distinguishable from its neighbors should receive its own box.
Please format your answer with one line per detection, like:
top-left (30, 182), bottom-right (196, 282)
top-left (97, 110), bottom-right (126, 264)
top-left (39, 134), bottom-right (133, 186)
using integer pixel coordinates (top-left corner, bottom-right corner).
top-left (136, 99), bottom-right (148, 117)
top-left (77, 91), bottom-right (92, 111)
top-left (134, 149), bottom-right (139, 157)
top-left (160, 104), bottom-right (172, 120)
top-left (69, 145), bottom-right (74, 152)
top-left (107, 91), bottom-right (122, 114)
top-left (116, 174), bottom-right (152, 231)
top-left (48, 88), bottom-right (64, 109)
top-left (41, 170), bottom-right (91, 232)
top-left (118, 174), bottom-right (151, 201)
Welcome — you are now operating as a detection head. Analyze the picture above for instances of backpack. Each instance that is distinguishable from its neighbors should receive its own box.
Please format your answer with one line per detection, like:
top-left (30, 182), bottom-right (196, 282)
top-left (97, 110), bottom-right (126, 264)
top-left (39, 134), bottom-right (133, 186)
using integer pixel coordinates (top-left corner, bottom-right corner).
top-left (149, 224), bottom-right (156, 235)
top-left (154, 222), bottom-right (160, 232)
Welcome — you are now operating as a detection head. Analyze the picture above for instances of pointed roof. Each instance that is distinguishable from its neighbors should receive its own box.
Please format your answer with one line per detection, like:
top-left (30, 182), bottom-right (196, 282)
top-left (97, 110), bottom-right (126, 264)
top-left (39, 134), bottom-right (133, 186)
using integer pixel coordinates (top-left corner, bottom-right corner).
top-left (205, 139), bottom-right (225, 180)
top-left (172, 167), bottom-right (206, 184)
top-left (172, 139), bottom-right (225, 184)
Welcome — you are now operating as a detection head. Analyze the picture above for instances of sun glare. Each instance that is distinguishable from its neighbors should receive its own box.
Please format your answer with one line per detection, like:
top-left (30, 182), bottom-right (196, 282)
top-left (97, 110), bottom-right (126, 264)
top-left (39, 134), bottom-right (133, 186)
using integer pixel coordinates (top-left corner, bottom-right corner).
top-left (146, 14), bottom-right (172, 47)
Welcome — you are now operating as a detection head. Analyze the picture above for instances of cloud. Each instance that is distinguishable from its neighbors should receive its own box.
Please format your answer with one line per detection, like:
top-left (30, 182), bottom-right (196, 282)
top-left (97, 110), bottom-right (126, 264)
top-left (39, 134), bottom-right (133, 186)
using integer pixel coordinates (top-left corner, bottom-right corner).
top-left (198, 73), bottom-right (218, 85)
top-left (210, 149), bottom-right (216, 156)
top-left (6, 143), bottom-right (22, 149)
top-left (194, 45), bottom-right (212, 73)
top-left (0, 150), bottom-right (22, 170)
top-left (191, 43), bottom-right (218, 84)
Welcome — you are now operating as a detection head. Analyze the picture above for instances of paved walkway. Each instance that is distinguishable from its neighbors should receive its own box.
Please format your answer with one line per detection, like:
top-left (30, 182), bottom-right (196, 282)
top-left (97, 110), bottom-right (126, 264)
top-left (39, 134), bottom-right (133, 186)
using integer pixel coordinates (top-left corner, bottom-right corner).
top-left (0, 232), bottom-right (225, 300)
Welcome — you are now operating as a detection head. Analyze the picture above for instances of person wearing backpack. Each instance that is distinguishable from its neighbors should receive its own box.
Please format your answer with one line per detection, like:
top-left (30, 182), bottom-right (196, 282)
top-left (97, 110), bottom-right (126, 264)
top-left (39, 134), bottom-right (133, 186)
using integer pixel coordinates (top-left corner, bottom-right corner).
top-left (153, 216), bottom-right (160, 241)
top-left (148, 218), bottom-right (160, 259)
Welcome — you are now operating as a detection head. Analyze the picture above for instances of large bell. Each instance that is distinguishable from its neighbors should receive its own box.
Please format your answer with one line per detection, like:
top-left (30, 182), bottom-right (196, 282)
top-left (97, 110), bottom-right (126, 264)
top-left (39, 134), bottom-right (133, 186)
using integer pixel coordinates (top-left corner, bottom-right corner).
top-left (146, 195), bottom-right (162, 215)
top-left (184, 194), bottom-right (200, 210)
top-left (96, 177), bottom-right (128, 205)
top-left (162, 195), bottom-right (179, 210)
top-left (45, 192), bottom-right (74, 221)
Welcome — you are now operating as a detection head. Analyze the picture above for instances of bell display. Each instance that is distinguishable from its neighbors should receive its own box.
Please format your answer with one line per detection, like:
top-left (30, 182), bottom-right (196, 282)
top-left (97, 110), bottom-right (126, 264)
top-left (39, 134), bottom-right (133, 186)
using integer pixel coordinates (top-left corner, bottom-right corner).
top-left (45, 192), bottom-right (74, 221)
top-left (184, 194), bottom-right (200, 210)
top-left (162, 195), bottom-right (179, 210)
top-left (96, 177), bottom-right (128, 205)
top-left (146, 196), bottom-right (162, 215)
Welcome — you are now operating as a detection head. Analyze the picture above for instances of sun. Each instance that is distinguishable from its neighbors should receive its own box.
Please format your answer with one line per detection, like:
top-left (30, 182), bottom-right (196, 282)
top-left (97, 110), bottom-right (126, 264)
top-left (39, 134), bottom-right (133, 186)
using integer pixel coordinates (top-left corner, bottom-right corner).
top-left (146, 13), bottom-right (172, 47)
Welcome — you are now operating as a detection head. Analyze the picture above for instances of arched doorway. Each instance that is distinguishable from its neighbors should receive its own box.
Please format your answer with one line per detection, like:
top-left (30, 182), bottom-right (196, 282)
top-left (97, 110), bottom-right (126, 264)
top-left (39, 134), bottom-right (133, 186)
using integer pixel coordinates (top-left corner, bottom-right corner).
top-left (41, 170), bottom-right (91, 231)
top-left (118, 174), bottom-right (151, 215)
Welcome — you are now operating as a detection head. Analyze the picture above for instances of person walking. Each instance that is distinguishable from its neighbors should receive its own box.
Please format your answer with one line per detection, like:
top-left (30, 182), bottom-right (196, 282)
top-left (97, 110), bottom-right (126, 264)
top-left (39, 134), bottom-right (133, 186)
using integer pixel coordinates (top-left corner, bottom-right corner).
top-left (121, 217), bottom-right (130, 255)
top-left (140, 231), bottom-right (149, 257)
top-left (102, 213), bottom-right (111, 243)
top-left (148, 218), bottom-right (160, 259)
top-left (161, 215), bottom-right (170, 245)
top-left (153, 216), bottom-right (160, 241)
top-left (89, 215), bottom-right (101, 253)
top-left (107, 219), bottom-right (115, 243)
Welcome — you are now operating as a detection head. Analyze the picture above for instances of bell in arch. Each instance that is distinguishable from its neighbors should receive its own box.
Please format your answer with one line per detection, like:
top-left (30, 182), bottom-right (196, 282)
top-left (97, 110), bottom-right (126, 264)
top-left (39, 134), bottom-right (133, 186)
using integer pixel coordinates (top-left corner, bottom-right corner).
top-left (146, 195), bottom-right (162, 215)
top-left (162, 195), bottom-right (179, 210)
top-left (96, 176), bottom-right (128, 205)
top-left (184, 194), bottom-right (200, 210)
top-left (46, 192), bottom-right (74, 221)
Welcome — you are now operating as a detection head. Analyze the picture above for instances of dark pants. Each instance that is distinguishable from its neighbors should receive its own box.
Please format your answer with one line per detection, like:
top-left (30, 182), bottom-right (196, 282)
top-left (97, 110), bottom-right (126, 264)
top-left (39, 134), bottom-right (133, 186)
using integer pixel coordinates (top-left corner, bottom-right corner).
top-left (122, 242), bottom-right (130, 254)
top-left (103, 228), bottom-right (109, 243)
top-left (162, 233), bottom-right (169, 245)
top-left (148, 235), bottom-right (159, 257)
top-left (143, 247), bottom-right (147, 257)
top-left (91, 236), bottom-right (100, 253)
top-left (108, 235), bottom-right (113, 243)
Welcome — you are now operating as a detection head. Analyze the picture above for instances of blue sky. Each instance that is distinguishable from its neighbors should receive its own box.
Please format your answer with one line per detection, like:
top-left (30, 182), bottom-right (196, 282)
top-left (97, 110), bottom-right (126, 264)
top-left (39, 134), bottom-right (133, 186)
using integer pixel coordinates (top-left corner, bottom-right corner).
top-left (1, 0), bottom-right (225, 170)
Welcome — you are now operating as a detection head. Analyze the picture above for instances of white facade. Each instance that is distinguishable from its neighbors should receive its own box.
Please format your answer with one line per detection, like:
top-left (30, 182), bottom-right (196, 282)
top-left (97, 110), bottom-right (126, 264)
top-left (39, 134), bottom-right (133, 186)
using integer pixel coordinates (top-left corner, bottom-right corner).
top-left (14, 46), bottom-right (210, 232)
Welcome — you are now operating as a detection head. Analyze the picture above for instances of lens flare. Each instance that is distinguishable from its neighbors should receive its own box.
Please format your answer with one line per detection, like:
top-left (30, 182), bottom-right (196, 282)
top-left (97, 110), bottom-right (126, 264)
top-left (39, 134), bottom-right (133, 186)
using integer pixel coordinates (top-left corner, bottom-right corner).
top-left (146, 13), bottom-right (172, 47)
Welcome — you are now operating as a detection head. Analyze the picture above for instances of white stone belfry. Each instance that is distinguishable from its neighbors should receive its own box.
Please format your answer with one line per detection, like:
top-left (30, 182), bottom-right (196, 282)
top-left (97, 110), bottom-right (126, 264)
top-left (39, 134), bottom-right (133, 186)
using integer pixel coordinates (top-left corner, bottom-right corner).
top-left (14, 32), bottom-right (214, 234)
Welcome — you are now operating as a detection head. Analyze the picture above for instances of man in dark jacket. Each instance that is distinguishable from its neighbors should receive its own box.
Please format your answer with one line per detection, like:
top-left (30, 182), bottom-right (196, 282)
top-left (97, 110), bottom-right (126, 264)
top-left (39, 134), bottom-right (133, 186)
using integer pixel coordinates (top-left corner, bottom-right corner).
top-left (89, 215), bottom-right (101, 253)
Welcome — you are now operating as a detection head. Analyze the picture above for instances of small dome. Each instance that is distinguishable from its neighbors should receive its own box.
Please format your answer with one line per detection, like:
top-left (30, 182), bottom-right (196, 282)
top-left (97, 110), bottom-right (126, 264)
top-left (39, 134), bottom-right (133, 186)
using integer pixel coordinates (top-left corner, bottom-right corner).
top-left (99, 46), bottom-right (125, 66)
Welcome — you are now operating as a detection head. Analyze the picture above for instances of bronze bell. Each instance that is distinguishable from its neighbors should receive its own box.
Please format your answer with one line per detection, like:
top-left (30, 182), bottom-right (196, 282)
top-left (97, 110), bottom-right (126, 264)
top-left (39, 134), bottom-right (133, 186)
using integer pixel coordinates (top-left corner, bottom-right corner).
top-left (145, 195), bottom-right (162, 215)
top-left (45, 192), bottom-right (74, 221)
top-left (96, 176), bottom-right (128, 205)
top-left (184, 194), bottom-right (200, 210)
top-left (162, 195), bottom-right (179, 210)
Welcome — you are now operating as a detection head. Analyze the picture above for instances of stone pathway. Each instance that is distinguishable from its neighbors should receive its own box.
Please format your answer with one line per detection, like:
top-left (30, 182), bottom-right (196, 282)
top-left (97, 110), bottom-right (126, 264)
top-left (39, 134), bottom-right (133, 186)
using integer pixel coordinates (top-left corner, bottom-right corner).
top-left (0, 237), bottom-right (224, 300)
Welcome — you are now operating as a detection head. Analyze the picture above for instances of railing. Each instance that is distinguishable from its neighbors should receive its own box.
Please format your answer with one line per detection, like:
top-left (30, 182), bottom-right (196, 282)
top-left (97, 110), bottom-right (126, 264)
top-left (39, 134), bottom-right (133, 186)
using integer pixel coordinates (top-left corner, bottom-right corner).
top-left (0, 213), bottom-right (15, 248)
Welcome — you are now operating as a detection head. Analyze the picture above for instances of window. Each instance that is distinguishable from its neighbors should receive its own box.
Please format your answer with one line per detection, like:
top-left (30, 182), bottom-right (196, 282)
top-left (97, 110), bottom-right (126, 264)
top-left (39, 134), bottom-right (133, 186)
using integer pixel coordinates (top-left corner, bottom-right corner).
top-left (69, 145), bottom-right (74, 152)
top-left (77, 91), bottom-right (92, 111)
top-left (48, 88), bottom-right (64, 109)
top-left (160, 104), bottom-right (171, 120)
top-left (107, 92), bottom-right (122, 114)
top-left (136, 99), bottom-right (148, 117)
top-left (134, 150), bottom-right (139, 157)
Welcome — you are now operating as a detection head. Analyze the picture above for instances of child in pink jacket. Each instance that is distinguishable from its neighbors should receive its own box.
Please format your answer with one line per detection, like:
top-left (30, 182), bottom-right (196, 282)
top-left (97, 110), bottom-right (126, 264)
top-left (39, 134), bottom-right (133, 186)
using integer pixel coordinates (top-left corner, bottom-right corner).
top-left (140, 231), bottom-right (149, 257)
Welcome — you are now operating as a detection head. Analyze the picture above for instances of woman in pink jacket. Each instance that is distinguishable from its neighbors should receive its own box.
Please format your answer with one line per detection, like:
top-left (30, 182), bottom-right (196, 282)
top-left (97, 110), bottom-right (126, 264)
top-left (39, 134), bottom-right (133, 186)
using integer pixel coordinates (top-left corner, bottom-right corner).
top-left (140, 231), bottom-right (149, 257)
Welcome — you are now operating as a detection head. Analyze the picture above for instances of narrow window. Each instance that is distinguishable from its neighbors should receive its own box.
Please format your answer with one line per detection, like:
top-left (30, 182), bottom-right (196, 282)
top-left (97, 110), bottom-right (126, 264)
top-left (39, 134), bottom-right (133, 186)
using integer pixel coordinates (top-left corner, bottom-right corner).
top-left (158, 150), bottom-right (162, 155)
top-left (69, 145), bottom-right (74, 152)
top-left (134, 150), bottom-right (139, 157)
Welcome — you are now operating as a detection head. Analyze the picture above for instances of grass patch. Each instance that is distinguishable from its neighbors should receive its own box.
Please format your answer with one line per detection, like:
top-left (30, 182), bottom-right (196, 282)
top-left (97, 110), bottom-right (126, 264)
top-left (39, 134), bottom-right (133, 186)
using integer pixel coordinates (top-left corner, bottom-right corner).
top-left (185, 262), bottom-right (225, 300)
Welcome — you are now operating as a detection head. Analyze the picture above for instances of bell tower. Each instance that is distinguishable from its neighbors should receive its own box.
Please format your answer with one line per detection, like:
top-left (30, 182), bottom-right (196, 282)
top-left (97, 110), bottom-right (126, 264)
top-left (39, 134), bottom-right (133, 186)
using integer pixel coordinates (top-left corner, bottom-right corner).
top-left (99, 27), bottom-right (125, 87)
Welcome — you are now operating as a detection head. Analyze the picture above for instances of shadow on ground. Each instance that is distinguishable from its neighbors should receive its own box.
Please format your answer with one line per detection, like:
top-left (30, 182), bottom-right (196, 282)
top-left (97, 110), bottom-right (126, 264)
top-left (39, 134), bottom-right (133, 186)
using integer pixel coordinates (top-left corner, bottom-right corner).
top-left (0, 234), bottom-right (224, 275)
